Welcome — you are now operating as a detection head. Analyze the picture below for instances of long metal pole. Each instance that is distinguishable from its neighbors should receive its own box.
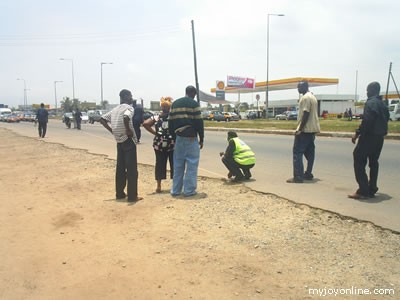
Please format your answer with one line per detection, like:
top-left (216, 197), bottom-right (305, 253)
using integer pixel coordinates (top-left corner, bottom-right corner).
top-left (265, 14), bottom-right (284, 119)
top-left (385, 62), bottom-right (392, 104)
top-left (101, 63), bottom-right (104, 107)
top-left (54, 81), bottom-right (62, 111)
top-left (71, 60), bottom-right (75, 100)
top-left (354, 70), bottom-right (358, 114)
top-left (266, 14), bottom-right (270, 118)
top-left (191, 20), bottom-right (200, 103)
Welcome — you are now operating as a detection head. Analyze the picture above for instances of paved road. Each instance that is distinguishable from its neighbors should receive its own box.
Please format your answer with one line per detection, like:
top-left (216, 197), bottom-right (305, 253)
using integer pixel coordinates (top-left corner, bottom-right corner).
top-left (1, 120), bottom-right (399, 232)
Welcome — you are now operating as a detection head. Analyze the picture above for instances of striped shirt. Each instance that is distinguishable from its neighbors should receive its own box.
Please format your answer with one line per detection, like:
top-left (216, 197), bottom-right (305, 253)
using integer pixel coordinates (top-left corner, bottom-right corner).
top-left (101, 104), bottom-right (137, 143)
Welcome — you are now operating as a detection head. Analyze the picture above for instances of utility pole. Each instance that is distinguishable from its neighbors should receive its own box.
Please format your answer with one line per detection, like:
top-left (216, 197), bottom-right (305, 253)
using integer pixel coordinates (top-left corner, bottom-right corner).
top-left (191, 20), bottom-right (200, 103)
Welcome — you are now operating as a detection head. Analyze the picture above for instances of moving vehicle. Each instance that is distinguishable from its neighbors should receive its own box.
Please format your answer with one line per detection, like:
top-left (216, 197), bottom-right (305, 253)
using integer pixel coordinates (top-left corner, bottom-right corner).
top-left (275, 111), bottom-right (298, 120)
top-left (389, 103), bottom-right (400, 121)
top-left (0, 108), bottom-right (12, 121)
top-left (88, 110), bottom-right (107, 124)
top-left (81, 112), bottom-right (89, 124)
top-left (62, 112), bottom-right (74, 128)
top-left (213, 111), bottom-right (232, 122)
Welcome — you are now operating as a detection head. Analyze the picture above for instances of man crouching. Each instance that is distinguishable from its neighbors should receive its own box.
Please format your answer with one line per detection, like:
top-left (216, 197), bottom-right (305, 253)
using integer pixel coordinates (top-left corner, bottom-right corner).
top-left (219, 131), bottom-right (256, 182)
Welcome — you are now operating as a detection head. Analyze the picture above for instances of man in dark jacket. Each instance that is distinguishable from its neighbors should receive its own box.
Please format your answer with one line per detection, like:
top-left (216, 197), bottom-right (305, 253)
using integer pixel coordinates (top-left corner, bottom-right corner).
top-left (36, 103), bottom-right (49, 138)
top-left (348, 82), bottom-right (389, 199)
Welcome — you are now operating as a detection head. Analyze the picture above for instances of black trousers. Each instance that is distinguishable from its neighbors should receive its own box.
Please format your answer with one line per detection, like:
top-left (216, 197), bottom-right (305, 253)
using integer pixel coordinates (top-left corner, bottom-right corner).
top-left (222, 156), bottom-right (254, 178)
top-left (353, 134), bottom-right (384, 196)
top-left (38, 121), bottom-right (47, 138)
top-left (116, 138), bottom-right (138, 201)
top-left (133, 122), bottom-right (141, 142)
top-left (154, 150), bottom-right (174, 180)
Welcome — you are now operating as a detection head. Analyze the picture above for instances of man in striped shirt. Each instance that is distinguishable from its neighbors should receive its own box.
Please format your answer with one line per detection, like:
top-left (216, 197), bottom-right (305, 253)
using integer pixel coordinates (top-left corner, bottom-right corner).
top-left (100, 89), bottom-right (142, 202)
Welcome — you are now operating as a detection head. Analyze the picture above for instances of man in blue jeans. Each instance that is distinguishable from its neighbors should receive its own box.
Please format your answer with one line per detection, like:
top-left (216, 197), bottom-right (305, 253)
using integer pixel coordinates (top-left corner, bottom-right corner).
top-left (287, 81), bottom-right (320, 183)
top-left (169, 86), bottom-right (204, 197)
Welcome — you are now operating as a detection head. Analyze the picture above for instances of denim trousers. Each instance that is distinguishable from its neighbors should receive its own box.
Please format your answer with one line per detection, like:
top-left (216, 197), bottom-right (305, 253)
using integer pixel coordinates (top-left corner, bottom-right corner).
top-left (292, 133), bottom-right (315, 180)
top-left (171, 136), bottom-right (200, 196)
top-left (116, 138), bottom-right (138, 201)
top-left (353, 134), bottom-right (384, 196)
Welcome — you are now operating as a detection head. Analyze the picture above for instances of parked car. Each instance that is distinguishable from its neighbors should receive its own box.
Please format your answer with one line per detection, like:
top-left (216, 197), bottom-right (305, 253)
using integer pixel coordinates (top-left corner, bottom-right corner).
top-left (213, 111), bottom-right (232, 122)
top-left (201, 110), bottom-right (212, 120)
top-left (275, 111), bottom-right (289, 120)
top-left (286, 111), bottom-right (298, 120)
top-left (5, 113), bottom-right (20, 123)
top-left (226, 112), bottom-right (240, 121)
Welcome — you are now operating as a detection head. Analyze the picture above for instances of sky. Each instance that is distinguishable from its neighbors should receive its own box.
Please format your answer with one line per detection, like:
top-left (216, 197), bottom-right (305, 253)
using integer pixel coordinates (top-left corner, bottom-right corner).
top-left (1, 0), bottom-right (400, 109)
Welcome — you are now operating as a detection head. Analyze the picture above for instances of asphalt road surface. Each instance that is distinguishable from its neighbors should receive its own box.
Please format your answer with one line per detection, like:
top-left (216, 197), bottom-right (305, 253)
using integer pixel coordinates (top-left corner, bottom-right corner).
top-left (1, 119), bottom-right (399, 232)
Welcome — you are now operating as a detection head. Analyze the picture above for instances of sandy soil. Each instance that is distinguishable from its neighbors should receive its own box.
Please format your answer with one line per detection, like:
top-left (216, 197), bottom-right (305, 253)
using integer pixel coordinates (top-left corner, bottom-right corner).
top-left (0, 127), bottom-right (399, 300)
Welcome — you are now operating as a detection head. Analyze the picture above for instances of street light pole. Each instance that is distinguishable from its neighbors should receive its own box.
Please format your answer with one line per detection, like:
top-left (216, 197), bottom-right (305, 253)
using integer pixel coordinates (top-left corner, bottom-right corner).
top-left (54, 81), bottom-right (63, 111)
top-left (266, 13), bottom-right (284, 118)
top-left (60, 58), bottom-right (75, 100)
top-left (100, 62), bottom-right (113, 108)
top-left (16, 78), bottom-right (27, 110)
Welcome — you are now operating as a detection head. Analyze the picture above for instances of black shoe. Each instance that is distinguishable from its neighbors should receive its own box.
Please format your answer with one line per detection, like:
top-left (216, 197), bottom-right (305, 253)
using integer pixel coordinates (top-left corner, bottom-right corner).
top-left (303, 173), bottom-right (314, 180)
top-left (286, 177), bottom-right (303, 183)
top-left (232, 176), bottom-right (244, 182)
top-left (369, 187), bottom-right (379, 197)
top-left (116, 193), bottom-right (126, 200)
top-left (243, 169), bottom-right (252, 180)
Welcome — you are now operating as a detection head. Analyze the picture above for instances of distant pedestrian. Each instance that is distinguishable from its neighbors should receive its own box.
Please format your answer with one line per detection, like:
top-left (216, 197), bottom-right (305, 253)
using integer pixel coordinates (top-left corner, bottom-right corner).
top-left (348, 107), bottom-right (353, 121)
top-left (219, 131), bottom-right (255, 182)
top-left (287, 81), bottom-right (320, 183)
top-left (36, 103), bottom-right (49, 138)
top-left (74, 109), bottom-right (82, 130)
top-left (100, 89), bottom-right (142, 202)
top-left (132, 100), bottom-right (144, 143)
top-left (143, 96), bottom-right (174, 193)
top-left (348, 82), bottom-right (389, 199)
top-left (168, 85), bottom-right (204, 197)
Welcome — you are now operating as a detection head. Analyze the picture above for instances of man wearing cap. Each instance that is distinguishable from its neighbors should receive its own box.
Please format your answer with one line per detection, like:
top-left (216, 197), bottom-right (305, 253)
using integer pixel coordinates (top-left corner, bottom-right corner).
top-left (287, 81), bottom-right (320, 183)
top-left (219, 131), bottom-right (255, 182)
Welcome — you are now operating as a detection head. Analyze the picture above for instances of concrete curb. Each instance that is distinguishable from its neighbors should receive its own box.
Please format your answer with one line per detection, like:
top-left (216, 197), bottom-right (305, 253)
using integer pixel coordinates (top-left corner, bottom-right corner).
top-left (205, 127), bottom-right (400, 140)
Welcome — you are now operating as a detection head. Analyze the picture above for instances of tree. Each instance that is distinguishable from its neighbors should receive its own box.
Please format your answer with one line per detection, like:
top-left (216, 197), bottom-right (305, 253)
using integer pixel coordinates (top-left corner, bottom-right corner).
top-left (61, 97), bottom-right (73, 112)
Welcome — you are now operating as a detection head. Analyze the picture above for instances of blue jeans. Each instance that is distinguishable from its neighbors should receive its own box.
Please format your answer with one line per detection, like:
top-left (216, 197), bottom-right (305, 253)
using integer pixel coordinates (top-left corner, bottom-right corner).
top-left (292, 133), bottom-right (315, 180)
top-left (171, 136), bottom-right (200, 196)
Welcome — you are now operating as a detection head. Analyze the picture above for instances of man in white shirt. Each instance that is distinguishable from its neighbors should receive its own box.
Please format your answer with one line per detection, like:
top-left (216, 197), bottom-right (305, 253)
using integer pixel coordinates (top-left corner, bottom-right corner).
top-left (287, 81), bottom-right (320, 183)
top-left (100, 89), bottom-right (142, 202)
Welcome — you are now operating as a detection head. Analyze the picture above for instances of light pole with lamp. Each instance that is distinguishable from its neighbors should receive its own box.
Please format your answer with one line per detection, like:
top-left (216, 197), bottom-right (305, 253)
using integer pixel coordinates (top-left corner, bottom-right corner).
top-left (16, 78), bottom-right (27, 110)
top-left (100, 62), bottom-right (113, 108)
top-left (60, 58), bottom-right (75, 100)
top-left (266, 13), bottom-right (285, 118)
top-left (54, 81), bottom-right (63, 112)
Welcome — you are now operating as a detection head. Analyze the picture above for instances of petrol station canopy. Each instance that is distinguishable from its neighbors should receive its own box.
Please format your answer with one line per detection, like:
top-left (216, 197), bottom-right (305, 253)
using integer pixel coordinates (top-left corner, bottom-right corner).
top-left (210, 77), bottom-right (339, 94)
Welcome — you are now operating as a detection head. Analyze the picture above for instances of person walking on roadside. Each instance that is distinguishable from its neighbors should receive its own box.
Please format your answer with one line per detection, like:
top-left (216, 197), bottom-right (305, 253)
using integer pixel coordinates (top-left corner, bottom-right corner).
top-left (100, 89), bottom-right (142, 202)
top-left (348, 82), bottom-right (389, 199)
top-left (348, 107), bottom-right (353, 121)
top-left (74, 108), bottom-right (82, 130)
top-left (143, 96), bottom-right (174, 193)
top-left (168, 86), bottom-right (204, 197)
top-left (219, 131), bottom-right (255, 182)
top-left (287, 81), bottom-right (320, 183)
top-left (36, 103), bottom-right (49, 138)
top-left (132, 99), bottom-right (144, 143)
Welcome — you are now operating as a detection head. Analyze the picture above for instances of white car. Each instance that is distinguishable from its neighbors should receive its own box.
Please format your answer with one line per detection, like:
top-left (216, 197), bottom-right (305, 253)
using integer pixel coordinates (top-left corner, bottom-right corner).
top-left (81, 112), bottom-right (89, 123)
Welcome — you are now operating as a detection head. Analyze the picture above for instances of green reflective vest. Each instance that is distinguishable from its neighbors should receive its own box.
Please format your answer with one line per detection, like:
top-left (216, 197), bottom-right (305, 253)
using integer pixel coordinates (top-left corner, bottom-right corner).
top-left (232, 137), bottom-right (256, 165)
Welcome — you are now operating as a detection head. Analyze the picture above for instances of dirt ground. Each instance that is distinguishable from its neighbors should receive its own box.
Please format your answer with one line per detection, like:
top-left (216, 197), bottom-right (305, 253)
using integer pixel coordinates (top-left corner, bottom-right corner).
top-left (0, 128), bottom-right (399, 300)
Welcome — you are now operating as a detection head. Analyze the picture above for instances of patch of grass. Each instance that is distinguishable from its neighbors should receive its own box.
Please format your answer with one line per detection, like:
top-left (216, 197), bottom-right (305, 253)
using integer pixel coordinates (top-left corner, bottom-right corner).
top-left (205, 118), bottom-right (400, 133)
